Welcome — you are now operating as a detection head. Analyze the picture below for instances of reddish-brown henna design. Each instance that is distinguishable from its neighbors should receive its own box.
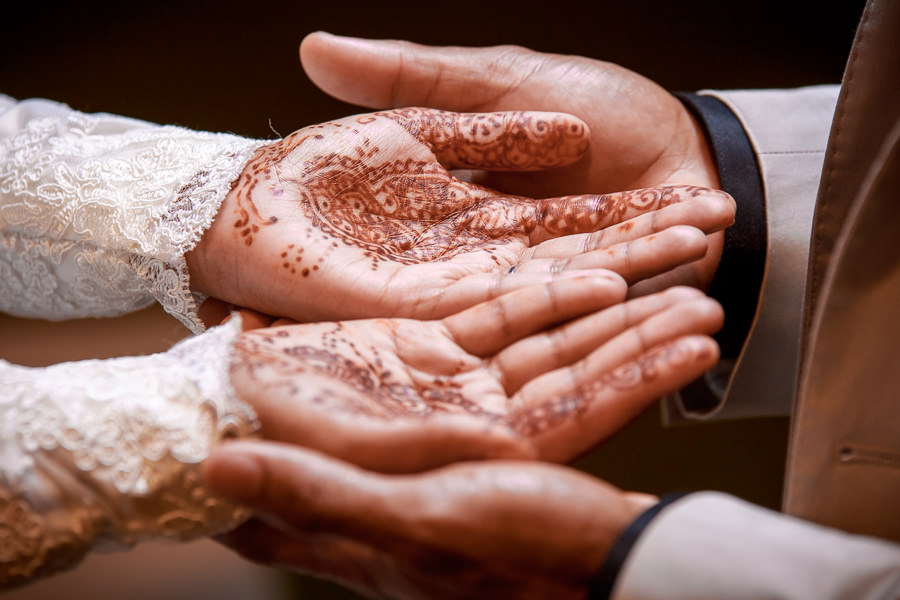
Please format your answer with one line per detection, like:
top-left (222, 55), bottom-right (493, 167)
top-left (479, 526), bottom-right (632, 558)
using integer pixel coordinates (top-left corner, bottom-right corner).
top-left (233, 325), bottom-right (490, 419)
top-left (227, 108), bottom-right (719, 285)
top-left (237, 135), bottom-right (705, 256)
top-left (508, 339), bottom-right (703, 438)
top-left (233, 322), bottom-right (709, 447)
top-left (375, 108), bottom-right (589, 170)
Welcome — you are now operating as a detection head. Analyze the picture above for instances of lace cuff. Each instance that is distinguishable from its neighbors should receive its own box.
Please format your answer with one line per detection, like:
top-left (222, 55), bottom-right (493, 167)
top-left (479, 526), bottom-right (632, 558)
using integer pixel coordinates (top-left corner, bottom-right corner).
top-left (0, 95), bottom-right (266, 332)
top-left (0, 318), bottom-right (259, 587)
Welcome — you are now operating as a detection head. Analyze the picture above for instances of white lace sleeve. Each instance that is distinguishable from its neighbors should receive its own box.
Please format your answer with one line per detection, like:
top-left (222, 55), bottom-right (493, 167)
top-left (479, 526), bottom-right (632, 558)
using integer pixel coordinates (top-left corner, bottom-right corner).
top-left (0, 94), bottom-right (265, 333)
top-left (0, 319), bottom-right (259, 587)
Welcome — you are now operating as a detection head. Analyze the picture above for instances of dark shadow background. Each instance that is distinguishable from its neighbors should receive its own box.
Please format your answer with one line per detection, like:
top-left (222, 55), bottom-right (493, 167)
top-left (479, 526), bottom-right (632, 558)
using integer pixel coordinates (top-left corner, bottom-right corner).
top-left (0, 0), bottom-right (866, 597)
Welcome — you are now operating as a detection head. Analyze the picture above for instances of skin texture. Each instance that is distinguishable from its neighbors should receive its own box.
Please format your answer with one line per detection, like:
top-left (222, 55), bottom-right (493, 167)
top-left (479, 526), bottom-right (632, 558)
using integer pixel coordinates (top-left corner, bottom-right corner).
top-left (196, 48), bottom-right (737, 595)
top-left (187, 107), bottom-right (735, 322)
top-left (205, 443), bottom-right (657, 600)
top-left (228, 277), bottom-right (724, 472)
top-left (298, 33), bottom-right (726, 293)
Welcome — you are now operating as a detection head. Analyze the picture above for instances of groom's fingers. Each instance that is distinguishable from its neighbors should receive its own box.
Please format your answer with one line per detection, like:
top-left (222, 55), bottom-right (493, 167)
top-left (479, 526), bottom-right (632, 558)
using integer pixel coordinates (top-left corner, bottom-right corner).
top-left (300, 32), bottom-right (538, 111)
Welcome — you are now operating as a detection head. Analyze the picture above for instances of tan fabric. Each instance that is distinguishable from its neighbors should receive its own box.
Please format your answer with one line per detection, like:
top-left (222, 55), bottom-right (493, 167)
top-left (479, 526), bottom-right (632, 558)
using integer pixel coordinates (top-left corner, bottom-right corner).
top-left (667, 86), bottom-right (838, 421)
top-left (614, 0), bottom-right (900, 596)
top-left (613, 493), bottom-right (900, 599)
top-left (785, 0), bottom-right (900, 538)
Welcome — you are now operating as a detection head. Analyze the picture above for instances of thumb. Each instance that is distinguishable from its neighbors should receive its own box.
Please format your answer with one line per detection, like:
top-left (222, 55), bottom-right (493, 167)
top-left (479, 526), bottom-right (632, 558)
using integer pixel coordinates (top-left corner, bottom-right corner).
top-left (204, 441), bottom-right (395, 533)
top-left (299, 31), bottom-right (541, 111)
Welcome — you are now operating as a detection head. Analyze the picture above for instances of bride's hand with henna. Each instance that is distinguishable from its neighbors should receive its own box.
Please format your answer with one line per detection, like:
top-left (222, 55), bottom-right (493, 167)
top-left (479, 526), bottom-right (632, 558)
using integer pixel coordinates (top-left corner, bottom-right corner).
top-left (186, 108), bottom-right (734, 322)
top-left (225, 274), bottom-right (723, 472)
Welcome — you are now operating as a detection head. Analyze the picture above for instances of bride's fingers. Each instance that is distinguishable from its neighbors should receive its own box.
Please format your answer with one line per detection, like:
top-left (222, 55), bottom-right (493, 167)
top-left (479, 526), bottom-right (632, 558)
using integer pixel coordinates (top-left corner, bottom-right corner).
top-left (528, 191), bottom-right (735, 256)
top-left (626, 230), bottom-right (724, 296)
top-left (422, 225), bottom-right (709, 321)
top-left (442, 273), bottom-right (627, 358)
top-left (390, 108), bottom-right (589, 171)
top-left (516, 334), bottom-right (721, 462)
top-left (512, 293), bottom-right (723, 409)
top-left (524, 186), bottom-right (733, 245)
top-left (506, 295), bottom-right (722, 458)
top-left (410, 268), bottom-right (623, 321)
top-left (514, 225), bottom-right (710, 285)
top-left (493, 286), bottom-right (708, 395)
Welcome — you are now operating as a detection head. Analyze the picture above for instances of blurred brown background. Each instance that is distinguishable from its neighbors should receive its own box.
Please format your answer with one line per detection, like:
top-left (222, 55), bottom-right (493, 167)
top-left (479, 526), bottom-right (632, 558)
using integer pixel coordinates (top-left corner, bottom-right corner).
top-left (0, 0), bottom-right (865, 598)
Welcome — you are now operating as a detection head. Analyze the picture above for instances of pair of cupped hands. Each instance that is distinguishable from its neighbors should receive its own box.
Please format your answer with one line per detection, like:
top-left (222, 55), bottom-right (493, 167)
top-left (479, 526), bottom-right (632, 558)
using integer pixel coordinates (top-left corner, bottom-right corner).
top-left (191, 33), bottom-right (734, 599)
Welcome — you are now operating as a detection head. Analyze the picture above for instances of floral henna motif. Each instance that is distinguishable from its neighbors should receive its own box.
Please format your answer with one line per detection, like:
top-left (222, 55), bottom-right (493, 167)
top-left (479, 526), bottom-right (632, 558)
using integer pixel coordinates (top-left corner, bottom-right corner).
top-left (234, 326), bottom-right (492, 419)
top-left (234, 324), bottom-right (710, 442)
top-left (229, 151), bottom-right (283, 247)
top-left (293, 154), bottom-right (502, 263)
top-left (508, 338), bottom-right (709, 438)
top-left (507, 395), bottom-right (588, 440)
top-left (228, 109), bottom-right (717, 270)
top-left (374, 108), bottom-right (590, 170)
top-left (525, 186), bottom-right (696, 238)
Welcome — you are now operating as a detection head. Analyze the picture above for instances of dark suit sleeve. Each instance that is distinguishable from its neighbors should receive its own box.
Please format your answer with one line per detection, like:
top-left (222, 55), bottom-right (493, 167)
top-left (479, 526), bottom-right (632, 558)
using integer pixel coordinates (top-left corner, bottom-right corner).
top-left (588, 494), bottom-right (689, 599)
top-left (662, 87), bottom-right (837, 421)
top-left (672, 93), bottom-right (766, 414)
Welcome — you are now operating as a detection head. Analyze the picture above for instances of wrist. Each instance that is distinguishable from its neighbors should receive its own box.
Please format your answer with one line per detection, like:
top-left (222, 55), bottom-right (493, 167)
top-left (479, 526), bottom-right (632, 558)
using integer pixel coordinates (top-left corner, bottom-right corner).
top-left (587, 493), bottom-right (690, 600)
top-left (184, 172), bottom-right (243, 299)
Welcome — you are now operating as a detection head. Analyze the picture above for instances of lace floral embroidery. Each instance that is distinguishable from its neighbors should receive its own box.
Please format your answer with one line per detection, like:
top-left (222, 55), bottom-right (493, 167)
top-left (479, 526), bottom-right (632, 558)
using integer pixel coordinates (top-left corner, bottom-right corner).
top-left (0, 98), bottom-right (264, 332)
top-left (0, 319), bottom-right (258, 587)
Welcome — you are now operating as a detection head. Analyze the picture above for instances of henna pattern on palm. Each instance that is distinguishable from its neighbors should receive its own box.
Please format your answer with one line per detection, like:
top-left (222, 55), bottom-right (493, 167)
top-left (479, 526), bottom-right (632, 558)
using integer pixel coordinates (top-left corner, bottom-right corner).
top-left (189, 106), bottom-right (733, 323)
top-left (233, 323), bottom-right (486, 420)
top-left (230, 313), bottom-right (716, 462)
top-left (229, 108), bottom-right (708, 267)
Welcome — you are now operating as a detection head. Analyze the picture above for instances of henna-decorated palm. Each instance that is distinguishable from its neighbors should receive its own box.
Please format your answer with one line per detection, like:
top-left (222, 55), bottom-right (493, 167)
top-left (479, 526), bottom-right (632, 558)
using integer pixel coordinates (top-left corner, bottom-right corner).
top-left (299, 34), bottom-right (732, 292)
top-left (229, 276), bottom-right (723, 473)
top-left (188, 107), bottom-right (734, 322)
